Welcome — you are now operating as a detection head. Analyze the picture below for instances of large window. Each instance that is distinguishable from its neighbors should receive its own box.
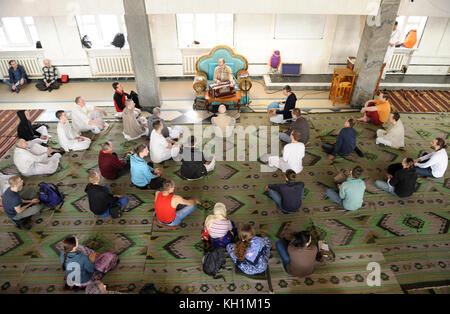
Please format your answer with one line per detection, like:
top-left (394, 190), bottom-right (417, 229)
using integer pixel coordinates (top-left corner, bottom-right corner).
top-left (0, 16), bottom-right (40, 48)
top-left (396, 16), bottom-right (428, 48)
top-left (176, 14), bottom-right (233, 48)
top-left (76, 15), bottom-right (128, 48)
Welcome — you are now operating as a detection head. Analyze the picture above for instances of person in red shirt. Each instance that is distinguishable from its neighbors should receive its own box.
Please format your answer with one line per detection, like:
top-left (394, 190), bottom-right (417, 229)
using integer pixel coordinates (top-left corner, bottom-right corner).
top-left (98, 141), bottom-right (130, 180)
top-left (154, 179), bottom-right (199, 227)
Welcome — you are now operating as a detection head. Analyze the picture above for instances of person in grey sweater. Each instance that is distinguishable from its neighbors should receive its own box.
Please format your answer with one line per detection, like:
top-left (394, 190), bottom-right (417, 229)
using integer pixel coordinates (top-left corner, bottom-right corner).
top-left (279, 108), bottom-right (310, 144)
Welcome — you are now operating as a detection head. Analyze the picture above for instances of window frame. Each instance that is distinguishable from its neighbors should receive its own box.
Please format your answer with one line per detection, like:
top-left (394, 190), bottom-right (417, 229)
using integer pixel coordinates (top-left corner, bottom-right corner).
top-left (76, 14), bottom-right (128, 49)
top-left (0, 16), bottom-right (39, 48)
top-left (175, 13), bottom-right (234, 48)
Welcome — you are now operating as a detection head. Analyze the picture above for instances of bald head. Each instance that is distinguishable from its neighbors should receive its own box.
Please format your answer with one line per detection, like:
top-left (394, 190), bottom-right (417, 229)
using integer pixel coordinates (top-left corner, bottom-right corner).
top-left (15, 139), bottom-right (27, 149)
top-left (218, 105), bottom-right (227, 114)
top-left (218, 58), bottom-right (225, 67)
top-left (43, 59), bottom-right (51, 67)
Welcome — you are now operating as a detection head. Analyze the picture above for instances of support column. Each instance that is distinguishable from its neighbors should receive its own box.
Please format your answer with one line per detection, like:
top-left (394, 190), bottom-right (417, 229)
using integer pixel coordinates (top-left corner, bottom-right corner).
top-left (350, 0), bottom-right (401, 107)
top-left (123, 0), bottom-right (160, 109)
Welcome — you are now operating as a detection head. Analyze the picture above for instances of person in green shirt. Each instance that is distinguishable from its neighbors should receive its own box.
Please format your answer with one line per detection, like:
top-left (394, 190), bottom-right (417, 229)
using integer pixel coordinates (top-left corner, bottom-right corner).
top-left (325, 165), bottom-right (365, 211)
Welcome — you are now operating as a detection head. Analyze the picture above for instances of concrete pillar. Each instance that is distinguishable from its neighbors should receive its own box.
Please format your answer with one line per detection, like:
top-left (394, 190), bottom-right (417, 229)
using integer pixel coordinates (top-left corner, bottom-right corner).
top-left (350, 0), bottom-right (401, 107)
top-left (123, 0), bottom-right (160, 109)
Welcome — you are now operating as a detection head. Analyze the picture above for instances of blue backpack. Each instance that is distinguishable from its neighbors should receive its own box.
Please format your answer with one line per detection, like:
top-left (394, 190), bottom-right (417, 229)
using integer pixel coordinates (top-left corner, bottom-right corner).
top-left (39, 182), bottom-right (64, 208)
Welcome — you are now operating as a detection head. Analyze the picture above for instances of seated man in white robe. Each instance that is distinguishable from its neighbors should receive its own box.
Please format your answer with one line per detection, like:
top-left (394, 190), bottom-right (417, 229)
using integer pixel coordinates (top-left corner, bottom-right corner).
top-left (149, 120), bottom-right (181, 164)
top-left (56, 110), bottom-right (91, 152)
top-left (71, 96), bottom-right (109, 134)
top-left (13, 139), bottom-right (62, 177)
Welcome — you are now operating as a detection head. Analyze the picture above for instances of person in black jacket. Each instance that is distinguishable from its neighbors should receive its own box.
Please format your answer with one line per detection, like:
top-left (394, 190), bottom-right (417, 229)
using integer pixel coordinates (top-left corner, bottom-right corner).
top-left (265, 169), bottom-right (304, 213)
top-left (375, 157), bottom-right (417, 197)
top-left (85, 171), bottom-right (129, 217)
top-left (269, 85), bottom-right (297, 124)
top-left (180, 136), bottom-right (215, 180)
top-left (16, 110), bottom-right (51, 145)
top-left (5, 60), bottom-right (28, 93)
top-left (321, 118), bottom-right (364, 159)
top-left (112, 81), bottom-right (142, 116)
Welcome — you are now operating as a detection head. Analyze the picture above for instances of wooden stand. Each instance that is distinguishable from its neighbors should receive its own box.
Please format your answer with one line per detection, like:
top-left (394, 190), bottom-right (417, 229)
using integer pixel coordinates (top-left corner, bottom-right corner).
top-left (328, 68), bottom-right (356, 106)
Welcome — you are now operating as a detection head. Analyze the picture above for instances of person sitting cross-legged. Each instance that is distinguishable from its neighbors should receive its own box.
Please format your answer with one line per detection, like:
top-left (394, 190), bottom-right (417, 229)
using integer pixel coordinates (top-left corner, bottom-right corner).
top-left (275, 230), bottom-right (318, 277)
top-left (201, 202), bottom-right (237, 248)
top-left (414, 137), bottom-right (448, 179)
top-left (226, 223), bottom-right (272, 275)
top-left (71, 96), bottom-right (109, 135)
top-left (325, 165), bottom-right (366, 211)
top-left (180, 135), bottom-right (216, 180)
top-left (130, 144), bottom-right (164, 190)
top-left (376, 112), bottom-right (404, 148)
top-left (122, 99), bottom-right (149, 140)
top-left (375, 157), bottom-right (417, 198)
top-left (279, 108), bottom-right (310, 145)
top-left (85, 171), bottom-right (129, 218)
top-left (147, 107), bottom-right (183, 140)
top-left (211, 105), bottom-right (236, 139)
top-left (1, 176), bottom-right (42, 230)
top-left (265, 169), bottom-right (305, 214)
top-left (35, 59), bottom-right (60, 92)
top-left (98, 141), bottom-right (129, 180)
top-left (5, 60), bottom-right (28, 93)
top-left (267, 130), bottom-right (305, 174)
top-left (154, 179), bottom-right (199, 227)
top-left (322, 118), bottom-right (363, 159)
top-left (13, 139), bottom-right (62, 177)
top-left (56, 110), bottom-right (91, 152)
top-left (357, 91), bottom-right (391, 126)
top-left (149, 120), bottom-right (181, 164)
top-left (17, 109), bottom-right (51, 145)
top-left (268, 85), bottom-right (297, 124)
top-left (0, 173), bottom-right (15, 212)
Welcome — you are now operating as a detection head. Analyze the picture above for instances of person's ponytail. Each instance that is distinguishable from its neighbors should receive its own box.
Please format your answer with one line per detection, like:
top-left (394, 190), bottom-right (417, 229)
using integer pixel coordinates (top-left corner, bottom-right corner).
top-left (234, 224), bottom-right (255, 262)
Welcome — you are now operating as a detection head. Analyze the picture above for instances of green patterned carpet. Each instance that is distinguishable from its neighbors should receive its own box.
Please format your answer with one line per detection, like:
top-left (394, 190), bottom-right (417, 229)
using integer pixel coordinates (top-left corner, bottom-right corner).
top-left (0, 111), bottom-right (449, 294)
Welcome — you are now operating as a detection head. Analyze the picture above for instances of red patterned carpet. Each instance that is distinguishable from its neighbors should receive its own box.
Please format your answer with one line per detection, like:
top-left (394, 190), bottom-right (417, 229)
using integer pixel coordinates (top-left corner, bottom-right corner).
top-left (0, 109), bottom-right (45, 158)
top-left (383, 90), bottom-right (450, 113)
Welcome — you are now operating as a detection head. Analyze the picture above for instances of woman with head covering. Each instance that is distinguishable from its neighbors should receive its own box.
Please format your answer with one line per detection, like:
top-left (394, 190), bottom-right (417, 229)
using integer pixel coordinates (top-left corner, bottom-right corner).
top-left (16, 110), bottom-right (50, 144)
top-left (201, 203), bottom-right (237, 248)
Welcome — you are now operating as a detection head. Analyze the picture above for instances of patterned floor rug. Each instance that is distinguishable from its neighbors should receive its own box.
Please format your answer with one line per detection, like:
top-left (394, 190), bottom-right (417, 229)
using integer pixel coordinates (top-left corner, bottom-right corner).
top-left (0, 110), bottom-right (45, 158)
top-left (383, 90), bottom-right (450, 113)
top-left (0, 111), bottom-right (449, 294)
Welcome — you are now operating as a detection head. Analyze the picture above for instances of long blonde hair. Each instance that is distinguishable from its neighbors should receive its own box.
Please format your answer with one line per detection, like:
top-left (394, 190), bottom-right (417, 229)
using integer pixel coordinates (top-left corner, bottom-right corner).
top-left (205, 203), bottom-right (228, 230)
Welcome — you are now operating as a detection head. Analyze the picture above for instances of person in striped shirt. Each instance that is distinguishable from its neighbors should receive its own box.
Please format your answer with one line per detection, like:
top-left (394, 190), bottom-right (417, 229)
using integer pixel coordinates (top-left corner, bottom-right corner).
top-left (201, 203), bottom-right (237, 248)
top-left (36, 59), bottom-right (61, 92)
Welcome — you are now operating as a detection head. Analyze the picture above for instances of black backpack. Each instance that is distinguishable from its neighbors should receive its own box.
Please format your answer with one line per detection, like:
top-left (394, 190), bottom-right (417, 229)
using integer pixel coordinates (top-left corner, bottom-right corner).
top-left (202, 248), bottom-right (226, 281)
top-left (111, 33), bottom-right (125, 49)
top-left (81, 35), bottom-right (92, 48)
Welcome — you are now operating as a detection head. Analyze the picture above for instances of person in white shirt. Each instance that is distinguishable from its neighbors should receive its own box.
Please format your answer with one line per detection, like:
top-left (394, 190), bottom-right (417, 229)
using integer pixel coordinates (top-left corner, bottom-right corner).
top-left (267, 130), bottom-right (305, 174)
top-left (414, 138), bottom-right (448, 178)
top-left (211, 105), bottom-right (236, 138)
top-left (13, 139), bottom-right (62, 176)
top-left (149, 120), bottom-right (181, 164)
top-left (71, 96), bottom-right (108, 134)
top-left (376, 112), bottom-right (405, 149)
top-left (382, 21), bottom-right (402, 80)
top-left (56, 110), bottom-right (91, 152)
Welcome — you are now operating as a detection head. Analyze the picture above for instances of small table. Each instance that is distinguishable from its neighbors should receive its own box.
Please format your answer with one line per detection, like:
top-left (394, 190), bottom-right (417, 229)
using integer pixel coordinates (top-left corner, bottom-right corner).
top-left (205, 90), bottom-right (242, 112)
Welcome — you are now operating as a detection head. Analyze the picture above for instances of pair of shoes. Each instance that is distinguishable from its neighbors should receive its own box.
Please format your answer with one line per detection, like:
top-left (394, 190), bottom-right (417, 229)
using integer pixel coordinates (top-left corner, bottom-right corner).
top-left (16, 219), bottom-right (31, 230)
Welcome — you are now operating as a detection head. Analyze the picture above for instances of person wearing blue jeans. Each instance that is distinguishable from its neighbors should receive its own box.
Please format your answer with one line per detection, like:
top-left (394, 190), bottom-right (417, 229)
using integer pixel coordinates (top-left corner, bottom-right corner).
top-left (85, 171), bottom-right (129, 218)
top-left (276, 231), bottom-right (318, 277)
top-left (414, 138), bottom-right (448, 179)
top-left (154, 179), bottom-right (199, 227)
top-left (266, 170), bottom-right (304, 214)
top-left (6, 60), bottom-right (28, 93)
